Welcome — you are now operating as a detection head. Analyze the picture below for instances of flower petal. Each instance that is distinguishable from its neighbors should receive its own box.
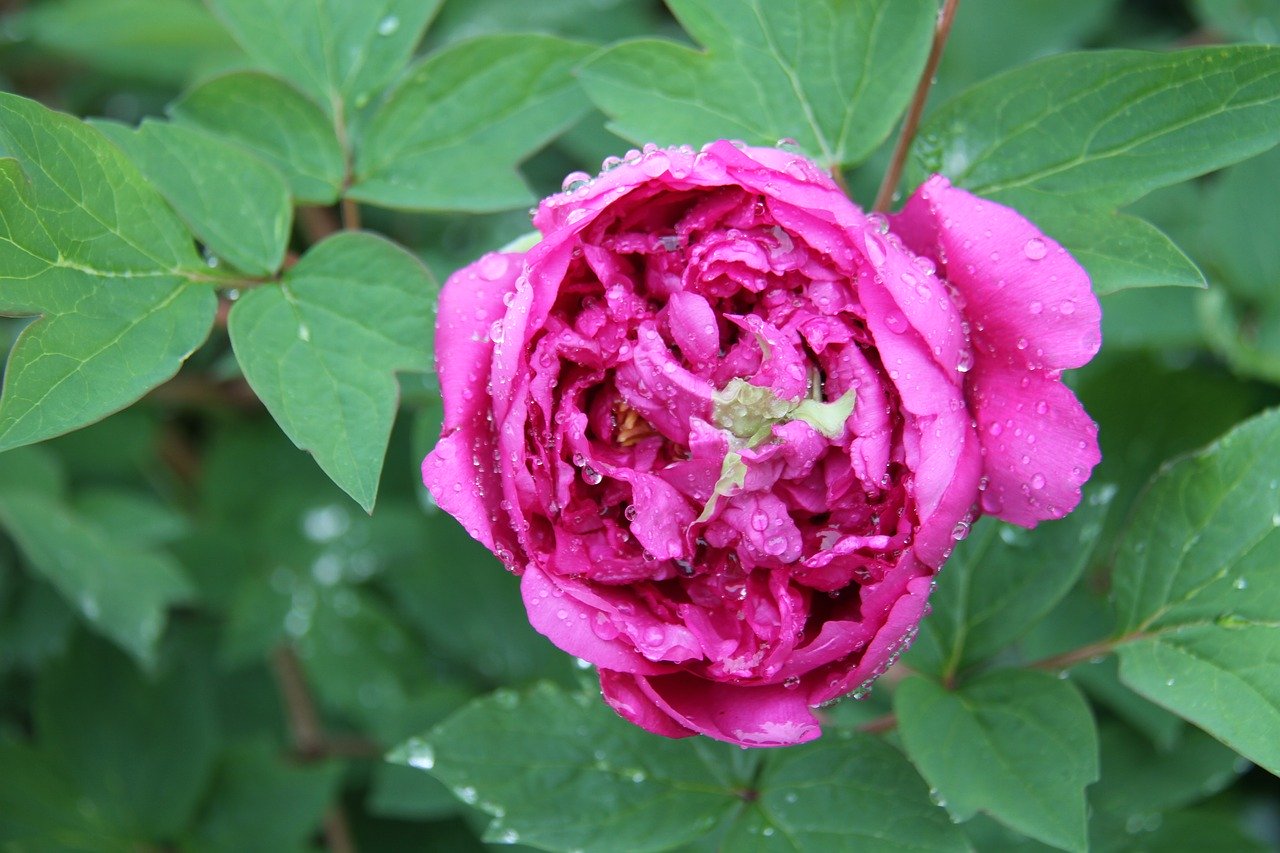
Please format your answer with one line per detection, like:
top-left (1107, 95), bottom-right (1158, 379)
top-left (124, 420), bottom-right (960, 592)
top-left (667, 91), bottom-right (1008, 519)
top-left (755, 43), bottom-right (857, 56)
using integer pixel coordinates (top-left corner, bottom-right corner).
top-left (892, 175), bottom-right (1101, 372)
top-left (632, 671), bottom-right (822, 747)
top-left (434, 252), bottom-right (522, 431)
top-left (969, 364), bottom-right (1100, 526)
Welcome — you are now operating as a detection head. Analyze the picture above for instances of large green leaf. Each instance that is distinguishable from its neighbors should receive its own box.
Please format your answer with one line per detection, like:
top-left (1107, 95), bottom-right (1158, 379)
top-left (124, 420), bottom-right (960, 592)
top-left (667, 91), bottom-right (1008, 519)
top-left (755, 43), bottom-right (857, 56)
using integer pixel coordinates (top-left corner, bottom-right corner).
top-left (579, 0), bottom-right (936, 169)
top-left (720, 734), bottom-right (971, 852)
top-left (34, 636), bottom-right (218, 842)
top-left (0, 741), bottom-right (132, 852)
top-left (915, 47), bottom-right (1280, 208)
top-left (170, 71), bottom-right (347, 205)
top-left (0, 488), bottom-right (195, 668)
top-left (0, 94), bottom-right (215, 452)
top-left (1111, 408), bottom-right (1280, 776)
top-left (228, 232), bottom-right (435, 511)
top-left (395, 682), bottom-right (967, 853)
top-left (906, 485), bottom-right (1114, 679)
top-left (394, 682), bottom-right (740, 852)
top-left (1023, 202), bottom-right (1204, 295)
top-left (13, 0), bottom-right (243, 85)
top-left (912, 47), bottom-right (1280, 293)
top-left (207, 0), bottom-right (445, 117)
top-left (95, 119), bottom-right (292, 277)
top-left (895, 671), bottom-right (1099, 852)
top-left (350, 34), bottom-right (594, 212)
top-left (1198, 146), bottom-right (1280, 382)
top-left (1090, 721), bottom-right (1245, 820)
top-left (930, 0), bottom-right (1116, 105)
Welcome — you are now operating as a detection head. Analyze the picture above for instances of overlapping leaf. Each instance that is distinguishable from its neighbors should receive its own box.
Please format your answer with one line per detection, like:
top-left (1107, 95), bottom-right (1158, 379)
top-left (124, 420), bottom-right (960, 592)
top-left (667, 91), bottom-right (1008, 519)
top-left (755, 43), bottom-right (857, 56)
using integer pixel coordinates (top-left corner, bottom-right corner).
top-left (0, 93), bottom-right (215, 452)
top-left (896, 670), bottom-right (1099, 852)
top-left (95, 119), bottom-right (291, 276)
top-left (395, 683), bottom-right (968, 852)
top-left (579, 0), bottom-right (936, 168)
top-left (170, 72), bottom-right (347, 205)
top-left (350, 35), bottom-right (594, 211)
top-left (207, 0), bottom-right (445, 118)
top-left (913, 46), bottom-right (1280, 292)
top-left (228, 233), bottom-right (436, 511)
top-left (907, 485), bottom-right (1114, 679)
top-left (1112, 408), bottom-right (1280, 775)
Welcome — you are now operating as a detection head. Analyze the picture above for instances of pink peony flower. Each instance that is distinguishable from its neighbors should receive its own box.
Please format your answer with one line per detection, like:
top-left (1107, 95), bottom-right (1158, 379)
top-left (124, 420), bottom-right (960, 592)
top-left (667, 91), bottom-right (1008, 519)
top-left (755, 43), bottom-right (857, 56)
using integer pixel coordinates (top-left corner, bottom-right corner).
top-left (422, 141), bottom-right (1100, 747)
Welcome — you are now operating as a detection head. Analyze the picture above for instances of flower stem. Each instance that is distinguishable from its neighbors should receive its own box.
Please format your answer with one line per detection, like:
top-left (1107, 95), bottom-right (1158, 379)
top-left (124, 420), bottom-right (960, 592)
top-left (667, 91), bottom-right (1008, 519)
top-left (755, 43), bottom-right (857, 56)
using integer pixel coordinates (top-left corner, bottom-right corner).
top-left (872, 0), bottom-right (961, 212)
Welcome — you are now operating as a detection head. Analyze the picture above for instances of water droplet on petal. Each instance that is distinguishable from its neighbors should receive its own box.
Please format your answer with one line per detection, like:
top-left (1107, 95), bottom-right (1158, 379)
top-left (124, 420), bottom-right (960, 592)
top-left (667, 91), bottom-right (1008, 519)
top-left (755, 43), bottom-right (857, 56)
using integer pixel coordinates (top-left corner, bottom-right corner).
top-left (1023, 237), bottom-right (1047, 260)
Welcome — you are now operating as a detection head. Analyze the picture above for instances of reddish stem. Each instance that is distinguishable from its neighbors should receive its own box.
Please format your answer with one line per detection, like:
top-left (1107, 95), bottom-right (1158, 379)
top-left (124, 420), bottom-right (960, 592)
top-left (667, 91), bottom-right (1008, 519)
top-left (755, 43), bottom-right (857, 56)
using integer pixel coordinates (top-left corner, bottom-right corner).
top-left (872, 0), bottom-right (961, 212)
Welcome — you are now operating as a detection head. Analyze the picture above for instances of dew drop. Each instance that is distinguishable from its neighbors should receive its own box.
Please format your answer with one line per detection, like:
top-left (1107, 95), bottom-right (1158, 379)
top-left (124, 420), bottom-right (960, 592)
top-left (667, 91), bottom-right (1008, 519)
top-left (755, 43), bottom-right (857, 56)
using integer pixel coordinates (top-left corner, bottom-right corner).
top-left (377, 15), bottom-right (400, 35)
top-left (1023, 237), bottom-right (1047, 260)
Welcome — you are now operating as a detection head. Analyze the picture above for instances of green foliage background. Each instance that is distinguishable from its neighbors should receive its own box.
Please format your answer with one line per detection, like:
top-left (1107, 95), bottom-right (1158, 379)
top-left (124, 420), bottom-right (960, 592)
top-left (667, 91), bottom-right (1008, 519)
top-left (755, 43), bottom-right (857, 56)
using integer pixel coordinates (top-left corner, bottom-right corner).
top-left (1, 0), bottom-right (1279, 850)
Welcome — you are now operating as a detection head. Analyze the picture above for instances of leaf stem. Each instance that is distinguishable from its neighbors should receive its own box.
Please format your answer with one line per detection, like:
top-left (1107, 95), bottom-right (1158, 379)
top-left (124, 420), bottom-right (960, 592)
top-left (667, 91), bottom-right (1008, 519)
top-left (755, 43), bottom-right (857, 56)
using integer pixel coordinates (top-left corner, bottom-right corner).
top-left (270, 646), bottom-right (364, 853)
top-left (340, 196), bottom-right (361, 231)
top-left (872, 0), bottom-right (960, 212)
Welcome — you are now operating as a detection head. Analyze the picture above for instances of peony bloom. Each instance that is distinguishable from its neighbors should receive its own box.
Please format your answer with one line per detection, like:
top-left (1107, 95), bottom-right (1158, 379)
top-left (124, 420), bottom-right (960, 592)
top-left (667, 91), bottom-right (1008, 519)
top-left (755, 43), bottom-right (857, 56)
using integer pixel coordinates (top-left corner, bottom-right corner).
top-left (423, 141), bottom-right (1100, 747)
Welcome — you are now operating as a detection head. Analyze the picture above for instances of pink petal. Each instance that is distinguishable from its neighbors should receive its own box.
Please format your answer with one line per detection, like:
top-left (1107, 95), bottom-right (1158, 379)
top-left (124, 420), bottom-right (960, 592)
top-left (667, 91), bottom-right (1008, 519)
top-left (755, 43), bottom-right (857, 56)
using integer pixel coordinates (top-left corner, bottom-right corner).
top-left (632, 671), bottom-right (822, 747)
top-left (665, 291), bottom-right (720, 366)
top-left (599, 670), bottom-right (696, 739)
top-left (891, 175), bottom-right (1101, 372)
top-left (969, 364), bottom-right (1100, 526)
top-left (422, 429), bottom-right (510, 558)
top-left (519, 563), bottom-right (672, 675)
top-left (434, 252), bottom-right (522, 431)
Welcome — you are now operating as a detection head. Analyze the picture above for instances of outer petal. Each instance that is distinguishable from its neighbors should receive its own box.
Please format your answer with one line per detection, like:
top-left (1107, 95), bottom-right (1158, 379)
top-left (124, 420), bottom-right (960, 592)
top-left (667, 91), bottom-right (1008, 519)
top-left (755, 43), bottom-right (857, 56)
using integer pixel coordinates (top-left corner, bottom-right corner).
top-left (969, 365), bottom-right (1100, 526)
top-left (891, 175), bottom-right (1101, 373)
top-left (434, 252), bottom-right (523, 431)
top-left (599, 670), bottom-right (696, 739)
top-left (520, 563), bottom-right (671, 675)
top-left (423, 252), bottom-right (524, 557)
top-left (631, 671), bottom-right (821, 747)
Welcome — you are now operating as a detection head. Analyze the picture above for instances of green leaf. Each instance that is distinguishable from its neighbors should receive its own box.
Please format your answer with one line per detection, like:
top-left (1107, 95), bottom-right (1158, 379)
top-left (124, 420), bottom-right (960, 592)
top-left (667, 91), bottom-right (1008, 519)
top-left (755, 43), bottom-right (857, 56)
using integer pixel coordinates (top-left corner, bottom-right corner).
top-left (34, 635), bottom-right (218, 841)
top-left (403, 682), bottom-right (968, 852)
top-left (207, 0), bottom-right (445, 117)
top-left (1198, 147), bottom-right (1280, 382)
top-left (1099, 288), bottom-right (1205, 352)
top-left (579, 0), bottom-right (937, 169)
top-left (1201, 146), bottom-right (1280, 303)
top-left (94, 119), bottom-right (292, 276)
top-left (170, 71), bottom-right (347, 205)
top-left (895, 670), bottom-right (1099, 852)
top-left (0, 93), bottom-right (216, 452)
top-left (427, 0), bottom-right (667, 47)
top-left (73, 488), bottom-right (190, 548)
top-left (1026, 203), bottom-right (1204, 295)
top-left (907, 485), bottom-right (1114, 679)
top-left (0, 445), bottom-right (65, 498)
top-left (1090, 721), bottom-right (1245, 819)
top-left (1190, 0), bottom-right (1280, 43)
top-left (395, 682), bottom-right (742, 851)
top-left (0, 741), bottom-right (132, 852)
top-left (0, 490), bottom-right (195, 667)
top-left (12, 0), bottom-right (243, 85)
top-left (381, 511), bottom-right (568, 686)
top-left (0, 578), bottom-right (76, 673)
top-left (931, 0), bottom-right (1116, 105)
top-left (915, 46), bottom-right (1280, 209)
top-left (350, 34), bottom-right (594, 212)
top-left (191, 743), bottom-right (343, 853)
top-left (228, 232), bottom-right (435, 511)
top-left (1111, 407), bottom-right (1280, 775)
top-left (721, 734), bottom-right (971, 852)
